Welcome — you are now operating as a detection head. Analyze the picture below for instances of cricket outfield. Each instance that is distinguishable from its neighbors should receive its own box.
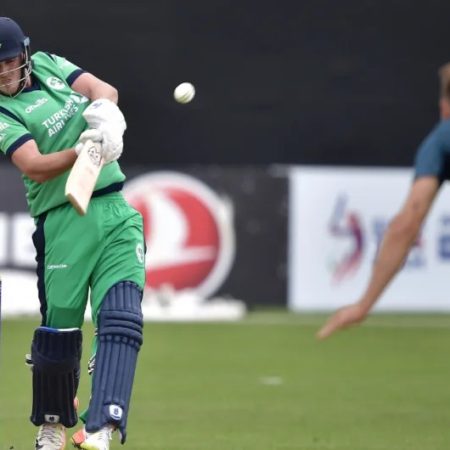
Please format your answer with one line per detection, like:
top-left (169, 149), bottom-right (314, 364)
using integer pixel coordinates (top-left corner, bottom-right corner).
top-left (2, 311), bottom-right (450, 449)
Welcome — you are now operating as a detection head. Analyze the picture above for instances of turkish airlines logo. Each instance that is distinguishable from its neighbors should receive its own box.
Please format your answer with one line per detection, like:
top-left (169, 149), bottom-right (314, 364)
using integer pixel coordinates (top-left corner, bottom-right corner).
top-left (123, 172), bottom-right (235, 298)
top-left (70, 93), bottom-right (89, 104)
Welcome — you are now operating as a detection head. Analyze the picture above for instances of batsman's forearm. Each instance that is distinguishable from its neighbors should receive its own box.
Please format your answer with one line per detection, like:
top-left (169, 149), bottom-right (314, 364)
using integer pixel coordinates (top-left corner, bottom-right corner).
top-left (360, 221), bottom-right (419, 311)
top-left (25, 149), bottom-right (78, 183)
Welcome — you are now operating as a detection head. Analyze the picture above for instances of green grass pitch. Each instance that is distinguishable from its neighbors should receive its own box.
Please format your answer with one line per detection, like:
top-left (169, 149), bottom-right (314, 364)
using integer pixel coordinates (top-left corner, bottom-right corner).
top-left (2, 311), bottom-right (450, 449)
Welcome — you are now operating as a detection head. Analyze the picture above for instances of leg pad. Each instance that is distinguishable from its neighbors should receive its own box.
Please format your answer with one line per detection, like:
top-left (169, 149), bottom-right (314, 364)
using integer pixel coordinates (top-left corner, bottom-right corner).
top-left (30, 327), bottom-right (82, 428)
top-left (86, 281), bottom-right (143, 443)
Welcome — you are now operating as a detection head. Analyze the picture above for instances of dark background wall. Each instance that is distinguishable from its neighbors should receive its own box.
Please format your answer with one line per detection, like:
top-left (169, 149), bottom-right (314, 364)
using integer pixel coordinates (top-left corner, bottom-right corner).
top-left (1, 0), bottom-right (450, 166)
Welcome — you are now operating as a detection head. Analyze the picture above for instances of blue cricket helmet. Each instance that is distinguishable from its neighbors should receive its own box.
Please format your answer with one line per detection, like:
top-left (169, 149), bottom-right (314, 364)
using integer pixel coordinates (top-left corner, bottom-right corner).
top-left (0, 17), bottom-right (30, 62)
top-left (0, 17), bottom-right (32, 96)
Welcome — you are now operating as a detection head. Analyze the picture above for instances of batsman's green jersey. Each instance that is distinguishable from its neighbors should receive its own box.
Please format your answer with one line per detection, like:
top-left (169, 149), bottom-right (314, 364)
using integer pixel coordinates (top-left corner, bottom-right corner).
top-left (0, 52), bottom-right (145, 328)
top-left (0, 51), bottom-right (125, 218)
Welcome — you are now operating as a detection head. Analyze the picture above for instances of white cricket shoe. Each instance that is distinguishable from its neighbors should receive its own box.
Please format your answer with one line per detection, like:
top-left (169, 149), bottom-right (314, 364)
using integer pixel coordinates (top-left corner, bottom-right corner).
top-left (72, 424), bottom-right (114, 450)
top-left (35, 423), bottom-right (66, 449)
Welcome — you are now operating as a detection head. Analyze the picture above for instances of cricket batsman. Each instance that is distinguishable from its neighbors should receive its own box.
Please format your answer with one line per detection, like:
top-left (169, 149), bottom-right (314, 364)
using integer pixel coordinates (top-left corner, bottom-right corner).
top-left (0, 17), bottom-right (146, 449)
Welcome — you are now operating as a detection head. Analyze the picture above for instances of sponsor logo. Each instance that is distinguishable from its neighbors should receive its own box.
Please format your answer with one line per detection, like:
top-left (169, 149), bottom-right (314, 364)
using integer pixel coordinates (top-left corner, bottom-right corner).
top-left (44, 414), bottom-right (60, 423)
top-left (90, 100), bottom-right (103, 109)
top-left (123, 172), bottom-right (235, 298)
top-left (70, 93), bottom-right (89, 104)
top-left (109, 405), bottom-right (123, 421)
top-left (47, 264), bottom-right (68, 270)
top-left (328, 194), bottom-right (364, 284)
top-left (328, 194), bottom-right (424, 285)
top-left (41, 97), bottom-right (79, 138)
top-left (0, 123), bottom-right (8, 142)
top-left (136, 242), bottom-right (145, 264)
top-left (87, 144), bottom-right (102, 166)
top-left (439, 215), bottom-right (450, 260)
top-left (25, 97), bottom-right (48, 114)
top-left (46, 76), bottom-right (65, 90)
top-left (57, 58), bottom-right (71, 68)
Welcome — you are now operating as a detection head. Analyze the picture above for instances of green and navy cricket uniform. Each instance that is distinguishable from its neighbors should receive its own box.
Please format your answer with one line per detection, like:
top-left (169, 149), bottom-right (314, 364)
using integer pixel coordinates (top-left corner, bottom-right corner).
top-left (415, 119), bottom-right (450, 182)
top-left (0, 52), bottom-right (145, 327)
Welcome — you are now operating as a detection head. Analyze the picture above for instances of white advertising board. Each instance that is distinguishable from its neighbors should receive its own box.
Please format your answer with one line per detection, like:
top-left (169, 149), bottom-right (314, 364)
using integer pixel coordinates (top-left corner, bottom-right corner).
top-left (289, 166), bottom-right (450, 311)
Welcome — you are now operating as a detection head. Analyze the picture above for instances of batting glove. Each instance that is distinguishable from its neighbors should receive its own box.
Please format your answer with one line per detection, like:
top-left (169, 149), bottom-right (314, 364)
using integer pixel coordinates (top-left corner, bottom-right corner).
top-left (74, 128), bottom-right (103, 155)
top-left (82, 98), bottom-right (127, 136)
top-left (82, 99), bottom-right (126, 163)
top-left (99, 126), bottom-right (123, 164)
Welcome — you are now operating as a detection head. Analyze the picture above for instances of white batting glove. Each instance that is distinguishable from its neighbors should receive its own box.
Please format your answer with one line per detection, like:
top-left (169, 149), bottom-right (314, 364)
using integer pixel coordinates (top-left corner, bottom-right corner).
top-left (75, 128), bottom-right (122, 164)
top-left (100, 126), bottom-right (123, 164)
top-left (82, 98), bottom-right (127, 136)
top-left (82, 99), bottom-right (126, 163)
top-left (74, 128), bottom-right (103, 155)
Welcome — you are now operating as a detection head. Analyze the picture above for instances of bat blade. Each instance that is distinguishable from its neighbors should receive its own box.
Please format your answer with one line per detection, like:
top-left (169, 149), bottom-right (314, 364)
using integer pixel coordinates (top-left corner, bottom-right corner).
top-left (65, 140), bottom-right (104, 215)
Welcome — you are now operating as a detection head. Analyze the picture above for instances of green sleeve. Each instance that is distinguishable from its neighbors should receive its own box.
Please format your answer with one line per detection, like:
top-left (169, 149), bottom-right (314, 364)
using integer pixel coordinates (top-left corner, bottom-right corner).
top-left (0, 114), bottom-right (33, 156)
top-left (49, 53), bottom-right (85, 85)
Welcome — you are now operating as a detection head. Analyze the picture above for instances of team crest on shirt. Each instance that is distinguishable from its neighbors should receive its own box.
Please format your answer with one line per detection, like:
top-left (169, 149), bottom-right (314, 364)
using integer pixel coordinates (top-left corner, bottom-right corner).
top-left (46, 76), bottom-right (65, 90)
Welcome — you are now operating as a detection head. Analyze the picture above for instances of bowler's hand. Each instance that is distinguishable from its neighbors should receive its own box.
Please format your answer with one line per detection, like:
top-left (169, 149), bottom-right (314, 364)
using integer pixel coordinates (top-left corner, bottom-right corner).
top-left (316, 302), bottom-right (368, 340)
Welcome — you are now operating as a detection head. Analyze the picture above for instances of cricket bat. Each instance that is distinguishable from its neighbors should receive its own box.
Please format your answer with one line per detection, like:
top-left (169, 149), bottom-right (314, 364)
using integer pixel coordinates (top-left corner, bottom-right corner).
top-left (65, 139), bottom-right (104, 215)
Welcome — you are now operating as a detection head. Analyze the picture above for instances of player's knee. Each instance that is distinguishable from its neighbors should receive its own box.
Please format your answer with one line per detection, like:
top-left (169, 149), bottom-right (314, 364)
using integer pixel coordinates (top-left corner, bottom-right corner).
top-left (99, 281), bottom-right (144, 348)
top-left (45, 305), bottom-right (84, 329)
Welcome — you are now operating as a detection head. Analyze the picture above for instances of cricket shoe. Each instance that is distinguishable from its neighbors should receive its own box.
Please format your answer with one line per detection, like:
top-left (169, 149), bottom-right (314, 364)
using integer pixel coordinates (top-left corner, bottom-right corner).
top-left (71, 424), bottom-right (114, 450)
top-left (35, 423), bottom-right (66, 449)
